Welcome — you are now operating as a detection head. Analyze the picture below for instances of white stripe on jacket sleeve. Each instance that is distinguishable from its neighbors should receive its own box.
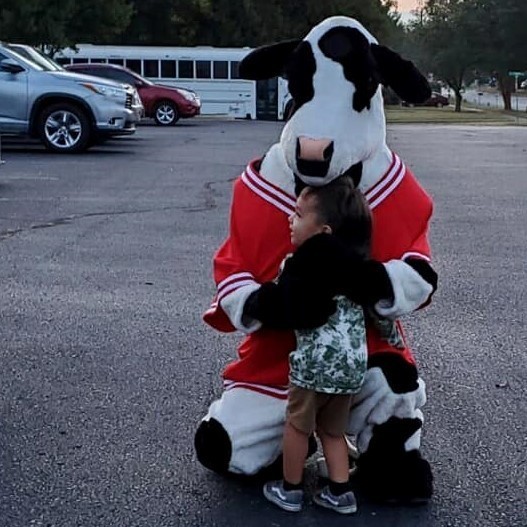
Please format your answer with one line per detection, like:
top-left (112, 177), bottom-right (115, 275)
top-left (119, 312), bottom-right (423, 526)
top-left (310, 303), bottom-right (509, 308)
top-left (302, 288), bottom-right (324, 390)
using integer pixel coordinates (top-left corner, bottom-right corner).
top-left (220, 282), bottom-right (263, 334)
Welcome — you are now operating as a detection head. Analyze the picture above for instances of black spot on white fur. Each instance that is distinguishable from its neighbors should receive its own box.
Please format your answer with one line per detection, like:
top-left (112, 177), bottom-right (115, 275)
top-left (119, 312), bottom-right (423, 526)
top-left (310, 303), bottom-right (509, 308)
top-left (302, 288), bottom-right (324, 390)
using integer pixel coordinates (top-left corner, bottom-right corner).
top-left (319, 27), bottom-right (381, 112)
top-left (284, 41), bottom-right (316, 114)
top-left (368, 353), bottom-right (419, 393)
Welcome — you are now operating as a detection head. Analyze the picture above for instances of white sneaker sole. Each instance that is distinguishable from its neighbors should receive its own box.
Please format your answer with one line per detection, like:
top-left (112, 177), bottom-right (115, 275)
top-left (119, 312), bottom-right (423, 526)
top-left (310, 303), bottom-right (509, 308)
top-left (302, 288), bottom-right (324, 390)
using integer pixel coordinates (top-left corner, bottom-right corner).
top-left (263, 486), bottom-right (302, 512)
top-left (313, 494), bottom-right (357, 514)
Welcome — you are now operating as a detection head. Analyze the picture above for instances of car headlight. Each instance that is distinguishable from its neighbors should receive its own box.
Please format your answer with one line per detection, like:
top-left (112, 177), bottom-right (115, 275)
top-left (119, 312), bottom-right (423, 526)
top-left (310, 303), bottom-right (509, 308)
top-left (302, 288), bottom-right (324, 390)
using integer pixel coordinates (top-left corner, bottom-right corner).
top-left (179, 89), bottom-right (199, 104)
top-left (80, 82), bottom-right (126, 100)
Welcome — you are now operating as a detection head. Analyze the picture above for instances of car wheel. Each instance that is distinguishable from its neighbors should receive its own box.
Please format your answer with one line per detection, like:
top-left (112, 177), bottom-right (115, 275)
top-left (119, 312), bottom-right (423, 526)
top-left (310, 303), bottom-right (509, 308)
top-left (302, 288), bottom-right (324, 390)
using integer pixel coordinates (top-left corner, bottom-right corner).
top-left (436, 102), bottom-right (444, 108)
top-left (154, 101), bottom-right (180, 126)
top-left (38, 103), bottom-right (91, 153)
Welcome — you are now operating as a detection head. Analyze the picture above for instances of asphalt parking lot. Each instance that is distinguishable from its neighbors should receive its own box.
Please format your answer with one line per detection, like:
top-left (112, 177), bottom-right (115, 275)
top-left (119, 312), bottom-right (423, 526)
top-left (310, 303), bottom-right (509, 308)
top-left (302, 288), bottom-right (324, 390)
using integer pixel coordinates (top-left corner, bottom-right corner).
top-left (0, 120), bottom-right (526, 527)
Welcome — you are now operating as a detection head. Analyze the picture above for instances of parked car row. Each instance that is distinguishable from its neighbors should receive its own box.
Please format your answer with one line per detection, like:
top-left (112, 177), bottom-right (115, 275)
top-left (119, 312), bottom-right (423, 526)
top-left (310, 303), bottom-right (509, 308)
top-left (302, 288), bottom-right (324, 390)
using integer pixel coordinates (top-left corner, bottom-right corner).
top-left (65, 63), bottom-right (201, 126)
top-left (0, 43), bottom-right (201, 154)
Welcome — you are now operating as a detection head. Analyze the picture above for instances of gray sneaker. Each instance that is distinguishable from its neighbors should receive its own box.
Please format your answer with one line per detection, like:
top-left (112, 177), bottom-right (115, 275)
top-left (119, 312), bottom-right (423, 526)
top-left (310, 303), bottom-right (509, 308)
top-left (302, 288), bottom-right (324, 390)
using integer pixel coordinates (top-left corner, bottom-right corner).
top-left (263, 480), bottom-right (303, 512)
top-left (313, 485), bottom-right (357, 514)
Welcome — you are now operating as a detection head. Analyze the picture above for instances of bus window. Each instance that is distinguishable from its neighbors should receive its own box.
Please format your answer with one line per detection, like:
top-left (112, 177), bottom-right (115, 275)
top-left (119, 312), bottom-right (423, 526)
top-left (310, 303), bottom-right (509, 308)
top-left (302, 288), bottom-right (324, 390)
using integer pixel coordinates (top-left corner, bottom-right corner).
top-left (144, 59), bottom-right (159, 78)
top-left (126, 59), bottom-right (142, 74)
top-left (90, 58), bottom-right (107, 63)
top-left (56, 57), bottom-right (71, 65)
top-left (72, 58), bottom-right (87, 64)
top-left (161, 60), bottom-right (176, 78)
top-left (196, 60), bottom-right (211, 79)
top-left (109, 58), bottom-right (124, 66)
top-left (230, 61), bottom-right (240, 79)
top-left (213, 61), bottom-right (228, 79)
top-left (178, 60), bottom-right (194, 79)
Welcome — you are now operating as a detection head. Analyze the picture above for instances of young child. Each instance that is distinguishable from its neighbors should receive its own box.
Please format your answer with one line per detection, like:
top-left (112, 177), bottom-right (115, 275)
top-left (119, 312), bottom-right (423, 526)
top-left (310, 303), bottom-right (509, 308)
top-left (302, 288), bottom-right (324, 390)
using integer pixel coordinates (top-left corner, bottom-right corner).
top-left (263, 176), bottom-right (372, 514)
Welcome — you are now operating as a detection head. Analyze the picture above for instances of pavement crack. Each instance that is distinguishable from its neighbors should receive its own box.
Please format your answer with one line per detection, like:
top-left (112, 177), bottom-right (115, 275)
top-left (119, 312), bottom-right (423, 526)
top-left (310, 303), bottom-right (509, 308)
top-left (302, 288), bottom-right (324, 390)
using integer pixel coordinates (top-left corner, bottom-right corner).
top-left (0, 178), bottom-right (234, 241)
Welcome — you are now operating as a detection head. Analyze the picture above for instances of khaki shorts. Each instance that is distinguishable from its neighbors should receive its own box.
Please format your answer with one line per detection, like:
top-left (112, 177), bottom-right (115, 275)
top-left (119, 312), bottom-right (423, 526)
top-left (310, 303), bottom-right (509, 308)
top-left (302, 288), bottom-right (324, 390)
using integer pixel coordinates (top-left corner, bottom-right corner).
top-left (287, 385), bottom-right (353, 437)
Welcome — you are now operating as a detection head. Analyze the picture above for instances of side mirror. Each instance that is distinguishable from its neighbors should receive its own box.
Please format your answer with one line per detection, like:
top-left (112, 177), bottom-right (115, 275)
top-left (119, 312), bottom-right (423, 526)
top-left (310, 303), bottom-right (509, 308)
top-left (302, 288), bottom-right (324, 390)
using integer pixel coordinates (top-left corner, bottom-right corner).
top-left (0, 59), bottom-right (25, 74)
top-left (134, 80), bottom-right (144, 88)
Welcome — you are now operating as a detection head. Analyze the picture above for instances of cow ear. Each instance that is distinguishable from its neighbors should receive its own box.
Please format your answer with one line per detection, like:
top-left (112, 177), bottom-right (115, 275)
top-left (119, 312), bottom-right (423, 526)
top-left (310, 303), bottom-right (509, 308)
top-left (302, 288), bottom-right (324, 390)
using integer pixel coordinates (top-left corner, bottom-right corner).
top-left (371, 44), bottom-right (431, 103)
top-left (239, 39), bottom-right (302, 80)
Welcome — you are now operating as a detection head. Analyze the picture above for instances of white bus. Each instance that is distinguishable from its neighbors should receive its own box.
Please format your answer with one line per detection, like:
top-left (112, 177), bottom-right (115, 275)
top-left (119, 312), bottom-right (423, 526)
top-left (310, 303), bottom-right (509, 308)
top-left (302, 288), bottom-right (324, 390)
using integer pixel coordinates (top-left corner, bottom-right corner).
top-left (56, 44), bottom-right (291, 120)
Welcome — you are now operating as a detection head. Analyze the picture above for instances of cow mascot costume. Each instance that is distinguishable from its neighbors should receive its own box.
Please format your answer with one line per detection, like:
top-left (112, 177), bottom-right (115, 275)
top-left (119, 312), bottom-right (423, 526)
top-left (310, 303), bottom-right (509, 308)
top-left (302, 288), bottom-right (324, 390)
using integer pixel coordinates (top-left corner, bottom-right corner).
top-left (195, 16), bottom-right (438, 504)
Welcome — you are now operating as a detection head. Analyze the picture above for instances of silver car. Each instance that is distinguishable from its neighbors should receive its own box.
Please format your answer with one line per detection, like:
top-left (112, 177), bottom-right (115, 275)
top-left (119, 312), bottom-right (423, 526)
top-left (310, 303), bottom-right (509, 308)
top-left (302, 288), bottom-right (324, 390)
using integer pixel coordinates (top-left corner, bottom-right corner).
top-left (0, 44), bottom-right (139, 153)
top-left (6, 43), bottom-right (144, 122)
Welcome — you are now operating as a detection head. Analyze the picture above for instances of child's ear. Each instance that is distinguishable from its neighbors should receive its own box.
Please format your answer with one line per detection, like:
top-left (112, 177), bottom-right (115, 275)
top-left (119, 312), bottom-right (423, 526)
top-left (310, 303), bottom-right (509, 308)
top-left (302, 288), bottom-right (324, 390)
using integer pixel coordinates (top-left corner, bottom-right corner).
top-left (322, 225), bottom-right (333, 235)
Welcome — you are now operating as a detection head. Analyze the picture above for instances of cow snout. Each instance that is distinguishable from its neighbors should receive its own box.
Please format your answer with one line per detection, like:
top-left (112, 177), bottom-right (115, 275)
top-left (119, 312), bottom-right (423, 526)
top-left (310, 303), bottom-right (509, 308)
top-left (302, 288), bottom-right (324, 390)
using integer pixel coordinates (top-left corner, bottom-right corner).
top-left (297, 137), bottom-right (334, 162)
top-left (296, 137), bottom-right (334, 179)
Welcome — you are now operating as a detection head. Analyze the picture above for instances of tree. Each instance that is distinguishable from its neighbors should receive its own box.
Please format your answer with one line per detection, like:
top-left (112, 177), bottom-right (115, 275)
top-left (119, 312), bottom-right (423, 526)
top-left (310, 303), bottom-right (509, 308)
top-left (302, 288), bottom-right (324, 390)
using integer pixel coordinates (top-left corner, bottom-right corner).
top-left (466, 0), bottom-right (527, 110)
top-left (0, 0), bottom-right (132, 55)
top-left (406, 0), bottom-right (477, 112)
top-left (406, 0), bottom-right (527, 111)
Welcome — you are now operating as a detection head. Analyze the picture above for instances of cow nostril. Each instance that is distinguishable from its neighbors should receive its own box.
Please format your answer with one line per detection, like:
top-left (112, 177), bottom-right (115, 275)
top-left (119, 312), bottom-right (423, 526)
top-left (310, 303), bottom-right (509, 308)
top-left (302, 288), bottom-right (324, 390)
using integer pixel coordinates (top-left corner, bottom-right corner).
top-left (296, 137), bottom-right (334, 162)
top-left (323, 142), bottom-right (334, 161)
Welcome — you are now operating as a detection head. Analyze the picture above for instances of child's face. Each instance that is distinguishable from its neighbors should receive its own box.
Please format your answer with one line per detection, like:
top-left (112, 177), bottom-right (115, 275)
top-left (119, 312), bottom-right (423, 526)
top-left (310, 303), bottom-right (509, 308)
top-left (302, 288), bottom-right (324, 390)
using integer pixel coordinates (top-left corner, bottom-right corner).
top-left (289, 190), bottom-right (329, 247)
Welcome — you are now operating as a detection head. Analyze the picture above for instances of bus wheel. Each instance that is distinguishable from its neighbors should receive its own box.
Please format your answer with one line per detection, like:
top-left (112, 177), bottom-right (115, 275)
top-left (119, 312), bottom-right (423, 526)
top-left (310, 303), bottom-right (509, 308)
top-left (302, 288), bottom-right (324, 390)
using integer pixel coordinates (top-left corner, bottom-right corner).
top-left (154, 101), bottom-right (179, 126)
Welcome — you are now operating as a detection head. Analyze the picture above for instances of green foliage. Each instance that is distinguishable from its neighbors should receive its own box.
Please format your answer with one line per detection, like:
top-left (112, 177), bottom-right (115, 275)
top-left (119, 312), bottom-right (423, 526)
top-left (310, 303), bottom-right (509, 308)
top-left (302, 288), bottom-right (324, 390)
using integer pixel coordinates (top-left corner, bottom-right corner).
top-left (0, 0), bottom-right (400, 49)
top-left (406, 0), bottom-right (527, 110)
top-left (0, 0), bottom-right (133, 52)
top-left (119, 0), bottom-right (400, 47)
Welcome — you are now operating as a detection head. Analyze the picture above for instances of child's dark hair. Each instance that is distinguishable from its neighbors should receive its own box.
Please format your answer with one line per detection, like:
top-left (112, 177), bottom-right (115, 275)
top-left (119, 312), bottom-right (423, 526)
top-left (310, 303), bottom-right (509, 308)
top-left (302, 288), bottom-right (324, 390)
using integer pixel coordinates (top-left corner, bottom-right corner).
top-left (302, 176), bottom-right (372, 259)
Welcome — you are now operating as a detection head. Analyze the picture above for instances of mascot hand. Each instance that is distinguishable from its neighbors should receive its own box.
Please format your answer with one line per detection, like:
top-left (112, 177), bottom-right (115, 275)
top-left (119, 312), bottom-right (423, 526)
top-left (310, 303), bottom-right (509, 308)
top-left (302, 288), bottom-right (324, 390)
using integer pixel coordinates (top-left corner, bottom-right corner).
top-left (284, 233), bottom-right (349, 292)
top-left (243, 281), bottom-right (336, 330)
top-left (285, 233), bottom-right (394, 306)
top-left (341, 260), bottom-right (394, 306)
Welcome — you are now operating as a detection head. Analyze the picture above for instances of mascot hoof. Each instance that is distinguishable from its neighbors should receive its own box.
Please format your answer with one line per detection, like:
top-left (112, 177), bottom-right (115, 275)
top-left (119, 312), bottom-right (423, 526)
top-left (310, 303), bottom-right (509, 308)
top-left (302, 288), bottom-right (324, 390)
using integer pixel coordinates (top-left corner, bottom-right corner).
top-left (354, 449), bottom-right (433, 505)
top-left (353, 417), bottom-right (433, 504)
top-left (194, 418), bottom-right (232, 474)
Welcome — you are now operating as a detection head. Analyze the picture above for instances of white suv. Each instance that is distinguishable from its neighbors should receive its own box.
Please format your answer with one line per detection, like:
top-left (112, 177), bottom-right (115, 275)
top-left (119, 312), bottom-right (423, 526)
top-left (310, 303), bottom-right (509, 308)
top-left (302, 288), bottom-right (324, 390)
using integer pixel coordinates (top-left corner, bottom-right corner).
top-left (0, 44), bottom-right (139, 153)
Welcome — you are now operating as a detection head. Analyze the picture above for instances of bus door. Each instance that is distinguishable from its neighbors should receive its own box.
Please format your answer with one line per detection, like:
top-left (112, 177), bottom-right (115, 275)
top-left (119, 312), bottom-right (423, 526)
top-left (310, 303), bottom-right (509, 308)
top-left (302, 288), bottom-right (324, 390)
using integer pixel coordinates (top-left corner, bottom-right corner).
top-left (256, 78), bottom-right (278, 121)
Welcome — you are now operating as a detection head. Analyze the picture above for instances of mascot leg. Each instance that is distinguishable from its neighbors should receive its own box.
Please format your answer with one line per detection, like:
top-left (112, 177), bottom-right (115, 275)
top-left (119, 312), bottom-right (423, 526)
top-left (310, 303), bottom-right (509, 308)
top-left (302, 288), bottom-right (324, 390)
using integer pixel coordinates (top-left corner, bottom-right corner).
top-left (347, 353), bottom-right (433, 504)
top-left (194, 387), bottom-right (286, 477)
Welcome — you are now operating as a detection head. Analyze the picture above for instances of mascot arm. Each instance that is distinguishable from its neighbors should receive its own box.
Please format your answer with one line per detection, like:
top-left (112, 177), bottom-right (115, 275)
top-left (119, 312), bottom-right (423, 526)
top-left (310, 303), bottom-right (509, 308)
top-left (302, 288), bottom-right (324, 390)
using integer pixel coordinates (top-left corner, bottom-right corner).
top-left (211, 176), bottom-right (285, 334)
top-left (243, 264), bottom-right (337, 330)
top-left (374, 222), bottom-right (438, 319)
top-left (244, 236), bottom-right (339, 329)
top-left (341, 208), bottom-right (438, 319)
top-left (221, 283), bottom-right (263, 333)
top-left (375, 258), bottom-right (437, 319)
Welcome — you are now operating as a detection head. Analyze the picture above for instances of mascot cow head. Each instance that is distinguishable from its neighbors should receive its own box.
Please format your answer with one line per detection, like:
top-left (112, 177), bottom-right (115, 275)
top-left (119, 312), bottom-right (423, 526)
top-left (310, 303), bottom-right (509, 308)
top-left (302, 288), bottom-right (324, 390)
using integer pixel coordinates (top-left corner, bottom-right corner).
top-left (239, 16), bottom-right (431, 190)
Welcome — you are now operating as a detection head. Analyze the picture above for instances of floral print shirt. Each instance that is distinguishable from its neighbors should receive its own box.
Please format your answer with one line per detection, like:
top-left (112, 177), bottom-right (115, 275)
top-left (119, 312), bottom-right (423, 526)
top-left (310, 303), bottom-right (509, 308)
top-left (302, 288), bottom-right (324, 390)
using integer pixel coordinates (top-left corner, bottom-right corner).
top-left (289, 295), bottom-right (368, 395)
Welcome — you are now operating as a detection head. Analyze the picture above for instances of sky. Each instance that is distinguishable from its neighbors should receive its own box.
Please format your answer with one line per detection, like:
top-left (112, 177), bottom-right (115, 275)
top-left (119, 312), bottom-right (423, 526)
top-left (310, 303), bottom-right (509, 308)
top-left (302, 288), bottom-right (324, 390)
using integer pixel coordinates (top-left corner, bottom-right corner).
top-left (397, 0), bottom-right (420, 12)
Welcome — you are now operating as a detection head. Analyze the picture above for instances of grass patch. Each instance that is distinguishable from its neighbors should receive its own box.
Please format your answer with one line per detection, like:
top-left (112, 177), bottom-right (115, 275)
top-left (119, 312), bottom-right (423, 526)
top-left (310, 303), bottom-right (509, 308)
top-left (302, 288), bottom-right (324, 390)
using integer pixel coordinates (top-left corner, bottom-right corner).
top-left (385, 105), bottom-right (527, 125)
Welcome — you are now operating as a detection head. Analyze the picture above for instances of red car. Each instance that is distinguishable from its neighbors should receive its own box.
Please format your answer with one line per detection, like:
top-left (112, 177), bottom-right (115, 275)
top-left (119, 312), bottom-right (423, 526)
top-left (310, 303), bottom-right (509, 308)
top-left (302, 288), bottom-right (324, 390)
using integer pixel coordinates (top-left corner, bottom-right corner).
top-left (65, 63), bottom-right (201, 125)
top-left (402, 92), bottom-right (450, 108)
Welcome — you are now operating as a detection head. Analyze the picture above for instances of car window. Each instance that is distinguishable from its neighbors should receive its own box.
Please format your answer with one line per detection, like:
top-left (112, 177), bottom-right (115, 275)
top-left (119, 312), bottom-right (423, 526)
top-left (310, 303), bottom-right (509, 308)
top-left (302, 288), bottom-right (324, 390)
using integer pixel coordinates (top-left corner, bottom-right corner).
top-left (97, 68), bottom-right (135, 84)
top-left (84, 69), bottom-right (113, 81)
top-left (0, 49), bottom-right (41, 70)
top-left (8, 45), bottom-right (63, 71)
